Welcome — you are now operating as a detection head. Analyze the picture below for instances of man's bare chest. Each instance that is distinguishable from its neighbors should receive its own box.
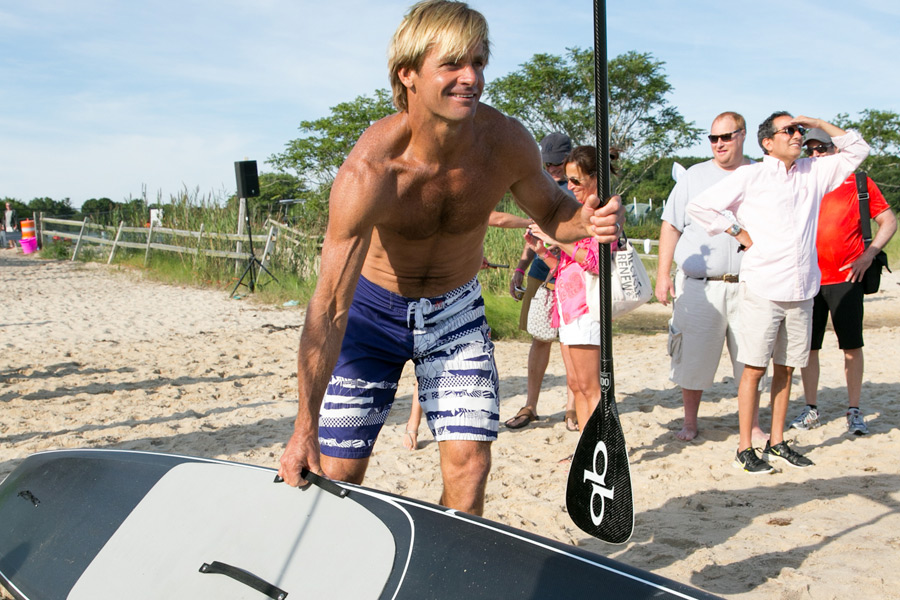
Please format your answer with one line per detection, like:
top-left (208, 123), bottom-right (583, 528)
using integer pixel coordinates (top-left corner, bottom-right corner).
top-left (384, 169), bottom-right (505, 239)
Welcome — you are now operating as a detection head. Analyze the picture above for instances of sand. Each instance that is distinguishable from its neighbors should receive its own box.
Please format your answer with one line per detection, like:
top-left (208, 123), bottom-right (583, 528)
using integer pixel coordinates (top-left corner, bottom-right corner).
top-left (2, 248), bottom-right (899, 599)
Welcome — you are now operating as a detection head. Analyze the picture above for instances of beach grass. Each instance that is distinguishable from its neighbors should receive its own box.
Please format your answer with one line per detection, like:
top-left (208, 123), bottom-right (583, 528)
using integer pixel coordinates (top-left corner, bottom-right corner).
top-left (32, 189), bottom-right (672, 339)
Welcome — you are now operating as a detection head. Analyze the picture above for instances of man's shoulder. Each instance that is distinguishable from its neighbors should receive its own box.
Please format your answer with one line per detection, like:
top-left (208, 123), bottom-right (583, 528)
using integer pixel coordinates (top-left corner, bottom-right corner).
top-left (345, 113), bottom-right (409, 174)
top-left (685, 159), bottom-right (716, 173)
top-left (476, 104), bottom-right (535, 148)
top-left (680, 159), bottom-right (741, 189)
top-left (354, 112), bottom-right (406, 152)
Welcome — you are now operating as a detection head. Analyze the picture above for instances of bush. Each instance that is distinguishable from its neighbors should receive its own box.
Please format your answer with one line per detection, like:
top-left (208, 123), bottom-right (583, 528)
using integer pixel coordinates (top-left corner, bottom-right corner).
top-left (624, 220), bottom-right (661, 241)
top-left (38, 240), bottom-right (72, 260)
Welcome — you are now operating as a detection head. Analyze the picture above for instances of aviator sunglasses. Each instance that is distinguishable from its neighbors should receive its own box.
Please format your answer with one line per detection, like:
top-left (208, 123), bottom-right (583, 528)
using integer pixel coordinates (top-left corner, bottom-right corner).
top-left (707, 128), bottom-right (743, 143)
top-left (567, 173), bottom-right (596, 187)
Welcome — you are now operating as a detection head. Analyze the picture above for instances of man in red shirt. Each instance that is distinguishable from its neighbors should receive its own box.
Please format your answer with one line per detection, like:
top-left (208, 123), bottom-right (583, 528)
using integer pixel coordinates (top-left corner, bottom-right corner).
top-left (792, 128), bottom-right (897, 435)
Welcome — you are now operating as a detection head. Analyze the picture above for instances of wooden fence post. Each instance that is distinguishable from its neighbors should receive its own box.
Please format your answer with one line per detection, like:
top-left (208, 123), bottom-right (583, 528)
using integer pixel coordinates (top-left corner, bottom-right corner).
top-left (261, 225), bottom-right (276, 267)
top-left (108, 221), bottom-right (125, 265)
top-left (143, 222), bottom-right (155, 267)
top-left (71, 217), bottom-right (90, 261)
top-left (193, 222), bottom-right (205, 267)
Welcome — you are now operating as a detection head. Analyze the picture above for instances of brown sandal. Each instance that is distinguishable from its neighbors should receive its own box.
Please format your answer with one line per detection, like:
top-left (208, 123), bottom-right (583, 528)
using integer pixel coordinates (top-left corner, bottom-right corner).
top-left (505, 406), bottom-right (538, 429)
top-left (565, 409), bottom-right (578, 432)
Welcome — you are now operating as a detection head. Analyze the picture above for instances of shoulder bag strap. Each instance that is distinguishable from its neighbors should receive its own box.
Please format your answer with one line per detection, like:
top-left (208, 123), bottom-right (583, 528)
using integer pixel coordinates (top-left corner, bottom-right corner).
top-left (856, 171), bottom-right (872, 245)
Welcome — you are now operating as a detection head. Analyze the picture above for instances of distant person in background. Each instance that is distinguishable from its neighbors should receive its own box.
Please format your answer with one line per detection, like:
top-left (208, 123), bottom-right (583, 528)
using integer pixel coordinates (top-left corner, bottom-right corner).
top-left (655, 111), bottom-right (766, 442)
top-left (688, 112), bottom-right (869, 474)
top-left (792, 128), bottom-right (897, 435)
top-left (506, 132), bottom-right (578, 431)
top-left (4, 202), bottom-right (18, 249)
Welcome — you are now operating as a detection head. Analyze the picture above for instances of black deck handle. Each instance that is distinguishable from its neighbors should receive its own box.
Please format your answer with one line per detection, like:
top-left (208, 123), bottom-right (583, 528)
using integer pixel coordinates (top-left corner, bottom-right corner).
top-left (199, 561), bottom-right (287, 600)
top-left (273, 470), bottom-right (348, 498)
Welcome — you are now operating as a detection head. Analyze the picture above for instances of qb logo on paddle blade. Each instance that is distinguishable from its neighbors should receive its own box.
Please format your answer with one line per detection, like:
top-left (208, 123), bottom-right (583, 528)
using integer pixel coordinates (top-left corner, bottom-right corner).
top-left (582, 441), bottom-right (614, 526)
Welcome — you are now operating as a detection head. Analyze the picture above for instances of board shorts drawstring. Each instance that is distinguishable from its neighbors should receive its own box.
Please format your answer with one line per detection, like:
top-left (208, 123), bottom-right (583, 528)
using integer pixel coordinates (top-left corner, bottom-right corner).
top-left (406, 298), bottom-right (433, 331)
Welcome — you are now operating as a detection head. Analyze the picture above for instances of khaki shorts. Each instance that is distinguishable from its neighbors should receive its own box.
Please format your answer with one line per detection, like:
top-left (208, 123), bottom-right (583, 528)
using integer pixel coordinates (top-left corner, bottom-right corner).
top-left (668, 276), bottom-right (743, 390)
top-left (736, 283), bottom-right (813, 368)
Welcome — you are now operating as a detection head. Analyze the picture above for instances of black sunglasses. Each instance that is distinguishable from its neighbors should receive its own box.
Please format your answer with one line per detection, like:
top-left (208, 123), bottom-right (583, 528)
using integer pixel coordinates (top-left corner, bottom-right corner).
top-left (544, 161), bottom-right (563, 168)
top-left (773, 125), bottom-right (807, 138)
top-left (805, 143), bottom-right (834, 157)
top-left (707, 128), bottom-right (743, 143)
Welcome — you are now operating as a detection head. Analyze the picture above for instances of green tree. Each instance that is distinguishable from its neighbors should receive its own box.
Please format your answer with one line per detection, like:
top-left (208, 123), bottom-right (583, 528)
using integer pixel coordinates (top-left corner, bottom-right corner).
top-left (486, 48), bottom-right (702, 196)
top-left (268, 89), bottom-right (396, 205)
top-left (483, 51), bottom-right (593, 142)
top-left (835, 109), bottom-right (900, 212)
top-left (27, 197), bottom-right (75, 218)
top-left (624, 155), bottom-right (707, 205)
top-left (835, 109), bottom-right (900, 156)
top-left (81, 198), bottom-right (117, 223)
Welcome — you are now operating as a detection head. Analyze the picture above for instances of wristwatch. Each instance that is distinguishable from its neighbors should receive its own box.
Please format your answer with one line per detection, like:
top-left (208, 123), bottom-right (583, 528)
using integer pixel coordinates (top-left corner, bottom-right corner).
top-left (726, 224), bottom-right (742, 237)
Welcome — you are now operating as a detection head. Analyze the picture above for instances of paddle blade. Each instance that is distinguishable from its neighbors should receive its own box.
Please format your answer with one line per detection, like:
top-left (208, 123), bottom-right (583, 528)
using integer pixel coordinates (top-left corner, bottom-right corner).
top-left (565, 393), bottom-right (634, 544)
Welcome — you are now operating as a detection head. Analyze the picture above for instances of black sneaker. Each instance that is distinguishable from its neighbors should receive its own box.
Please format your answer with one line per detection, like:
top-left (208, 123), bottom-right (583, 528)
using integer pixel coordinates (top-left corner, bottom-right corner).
top-left (734, 447), bottom-right (774, 474)
top-left (763, 441), bottom-right (814, 468)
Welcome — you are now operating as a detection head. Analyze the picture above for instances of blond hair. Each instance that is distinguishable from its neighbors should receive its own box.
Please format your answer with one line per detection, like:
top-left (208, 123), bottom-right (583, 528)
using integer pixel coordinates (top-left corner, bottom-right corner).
top-left (388, 0), bottom-right (490, 112)
top-left (713, 111), bottom-right (746, 132)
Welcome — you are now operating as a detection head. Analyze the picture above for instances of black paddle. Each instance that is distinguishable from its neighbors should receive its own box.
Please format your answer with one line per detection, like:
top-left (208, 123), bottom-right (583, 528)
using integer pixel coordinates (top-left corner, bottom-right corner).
top-left (564, 0), bottom-right (634, 544)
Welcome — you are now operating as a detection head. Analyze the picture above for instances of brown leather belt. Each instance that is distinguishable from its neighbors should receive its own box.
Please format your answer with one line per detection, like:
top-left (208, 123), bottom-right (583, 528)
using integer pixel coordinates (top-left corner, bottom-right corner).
top-left (688, 274), bottom-right (740, 283)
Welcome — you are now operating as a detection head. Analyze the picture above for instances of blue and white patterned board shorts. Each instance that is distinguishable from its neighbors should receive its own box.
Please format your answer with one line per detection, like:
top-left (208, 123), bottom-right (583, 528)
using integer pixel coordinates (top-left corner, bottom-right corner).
top-left (318, 276), bottom-right (500, 459)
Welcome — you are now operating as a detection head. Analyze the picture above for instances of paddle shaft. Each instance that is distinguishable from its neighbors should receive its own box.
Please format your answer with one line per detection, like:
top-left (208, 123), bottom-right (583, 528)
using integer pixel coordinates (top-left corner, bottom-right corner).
top-left (563, 0), bottom-right (634, 545)
top-left (594, 0), bottom-right (614, 400)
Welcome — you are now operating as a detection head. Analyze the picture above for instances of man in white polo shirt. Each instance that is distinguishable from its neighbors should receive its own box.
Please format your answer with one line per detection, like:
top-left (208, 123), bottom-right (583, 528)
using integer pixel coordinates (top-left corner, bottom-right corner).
top-left (656, 111), bottom-right (766, 442)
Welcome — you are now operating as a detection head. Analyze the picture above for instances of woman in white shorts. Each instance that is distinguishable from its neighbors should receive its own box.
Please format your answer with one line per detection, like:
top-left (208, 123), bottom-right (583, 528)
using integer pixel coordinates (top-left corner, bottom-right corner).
top-left (527, 145), bottom-right (618, 439)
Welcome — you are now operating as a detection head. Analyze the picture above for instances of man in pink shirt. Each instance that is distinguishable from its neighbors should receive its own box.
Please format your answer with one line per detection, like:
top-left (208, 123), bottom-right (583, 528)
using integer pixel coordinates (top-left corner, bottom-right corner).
top-left (687, 111), bottom-right (869, 474)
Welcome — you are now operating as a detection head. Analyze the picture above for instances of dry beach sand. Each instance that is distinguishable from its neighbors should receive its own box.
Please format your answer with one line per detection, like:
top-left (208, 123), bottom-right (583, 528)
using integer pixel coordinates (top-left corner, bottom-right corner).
top-left (2, 248), bottom-right (899, 599)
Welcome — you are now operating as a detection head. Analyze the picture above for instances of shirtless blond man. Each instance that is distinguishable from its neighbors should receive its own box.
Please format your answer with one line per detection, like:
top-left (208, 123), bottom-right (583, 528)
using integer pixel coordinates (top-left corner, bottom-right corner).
top-left (278, 0), bottom-right (623, 514)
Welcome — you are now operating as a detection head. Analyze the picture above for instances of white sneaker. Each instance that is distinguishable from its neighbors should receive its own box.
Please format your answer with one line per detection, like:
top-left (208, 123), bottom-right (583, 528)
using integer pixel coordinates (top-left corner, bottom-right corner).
top-left (790, 406), bottom-right (820, 430)
top-left (847, 408), bottom-right (868, 435)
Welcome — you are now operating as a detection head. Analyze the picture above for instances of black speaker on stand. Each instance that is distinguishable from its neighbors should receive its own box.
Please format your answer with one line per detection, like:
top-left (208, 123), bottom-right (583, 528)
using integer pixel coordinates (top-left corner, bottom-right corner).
top-left (232, 160), bottom-right (277, 295)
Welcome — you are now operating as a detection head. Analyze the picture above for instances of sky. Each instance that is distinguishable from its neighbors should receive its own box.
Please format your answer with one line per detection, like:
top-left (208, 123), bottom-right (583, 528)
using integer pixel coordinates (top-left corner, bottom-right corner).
top-left (2, 0), bottom-right (899, 209)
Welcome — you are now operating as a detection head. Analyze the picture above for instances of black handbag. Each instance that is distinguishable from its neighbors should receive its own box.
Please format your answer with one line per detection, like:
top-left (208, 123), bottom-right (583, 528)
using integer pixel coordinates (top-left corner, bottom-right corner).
top-left (856, 171), bottom-right (891, 294)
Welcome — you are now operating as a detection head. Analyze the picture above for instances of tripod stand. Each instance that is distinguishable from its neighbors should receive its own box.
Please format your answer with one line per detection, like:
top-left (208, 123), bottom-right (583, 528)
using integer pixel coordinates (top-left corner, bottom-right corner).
top-left (231, 198), bottom-right (278, 296)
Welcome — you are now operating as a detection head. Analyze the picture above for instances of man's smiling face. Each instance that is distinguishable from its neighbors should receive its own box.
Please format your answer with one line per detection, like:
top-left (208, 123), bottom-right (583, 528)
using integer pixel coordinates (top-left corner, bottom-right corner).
top-left (402, 43), bottom-right (485, 122)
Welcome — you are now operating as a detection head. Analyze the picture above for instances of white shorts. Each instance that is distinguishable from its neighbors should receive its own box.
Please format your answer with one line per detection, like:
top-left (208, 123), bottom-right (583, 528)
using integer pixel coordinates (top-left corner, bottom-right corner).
top-left (668, 276), bottom-right (743, 390)
top-left (737, 283), bottom-right (813, 368)
top-left (558, 310), bottom-right (601, 346)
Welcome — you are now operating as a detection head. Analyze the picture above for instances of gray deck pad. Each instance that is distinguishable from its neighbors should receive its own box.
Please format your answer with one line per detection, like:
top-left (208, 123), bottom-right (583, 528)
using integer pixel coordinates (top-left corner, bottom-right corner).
top-left (68, 462), bottom-right (397, 599)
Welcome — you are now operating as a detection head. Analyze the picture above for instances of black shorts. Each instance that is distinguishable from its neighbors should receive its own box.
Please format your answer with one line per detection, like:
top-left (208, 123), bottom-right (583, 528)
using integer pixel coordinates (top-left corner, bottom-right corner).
top-left (810, 281), bottom-right (864, 351)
